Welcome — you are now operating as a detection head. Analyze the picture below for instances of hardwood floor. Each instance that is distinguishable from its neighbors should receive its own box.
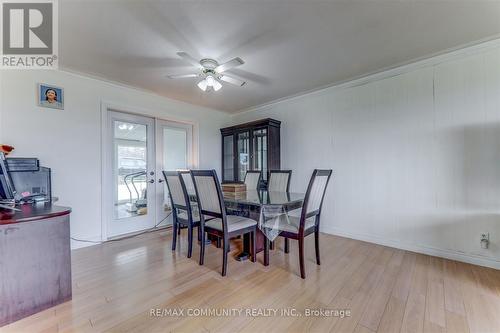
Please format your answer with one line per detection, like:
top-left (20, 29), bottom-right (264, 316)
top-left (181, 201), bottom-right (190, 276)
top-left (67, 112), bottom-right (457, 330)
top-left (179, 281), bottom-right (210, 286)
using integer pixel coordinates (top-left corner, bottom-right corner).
top-left (2, 228), bottom-right (500, 333)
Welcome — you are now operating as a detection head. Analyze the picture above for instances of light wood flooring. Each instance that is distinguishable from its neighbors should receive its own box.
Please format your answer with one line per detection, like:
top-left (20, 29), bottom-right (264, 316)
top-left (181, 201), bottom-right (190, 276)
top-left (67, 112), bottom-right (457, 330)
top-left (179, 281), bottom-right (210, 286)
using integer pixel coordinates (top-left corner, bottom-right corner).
top-left (2, 228), bottom-right (500, 333)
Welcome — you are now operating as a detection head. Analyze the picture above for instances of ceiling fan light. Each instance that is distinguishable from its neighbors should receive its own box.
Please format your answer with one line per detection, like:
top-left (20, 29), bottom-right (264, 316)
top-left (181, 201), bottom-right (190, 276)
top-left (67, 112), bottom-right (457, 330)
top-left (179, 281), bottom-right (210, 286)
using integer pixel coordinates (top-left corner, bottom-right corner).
top-left (213, 79), bottom-right (222, 91)
top-left (197, 79), bottom-right (208, 91)
top-left (206, 75), bottom-right (215, 87)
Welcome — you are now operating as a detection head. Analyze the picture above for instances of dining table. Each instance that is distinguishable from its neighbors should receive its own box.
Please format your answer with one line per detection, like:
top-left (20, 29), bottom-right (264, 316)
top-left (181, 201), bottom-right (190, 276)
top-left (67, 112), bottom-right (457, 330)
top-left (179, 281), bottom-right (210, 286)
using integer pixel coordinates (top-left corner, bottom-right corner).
top-left (189, 188), bottom-right (305, 261)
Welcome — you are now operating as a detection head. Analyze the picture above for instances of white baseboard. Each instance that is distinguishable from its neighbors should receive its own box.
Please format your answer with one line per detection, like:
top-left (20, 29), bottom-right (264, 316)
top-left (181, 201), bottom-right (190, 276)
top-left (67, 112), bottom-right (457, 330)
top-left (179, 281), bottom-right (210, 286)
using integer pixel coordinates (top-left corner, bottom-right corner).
top-left (70, 225), bottom-right (173, 251)
top-left (327, 228), bottom-right (500, 270)
top-left (71, 237), bottom-right (102, 250)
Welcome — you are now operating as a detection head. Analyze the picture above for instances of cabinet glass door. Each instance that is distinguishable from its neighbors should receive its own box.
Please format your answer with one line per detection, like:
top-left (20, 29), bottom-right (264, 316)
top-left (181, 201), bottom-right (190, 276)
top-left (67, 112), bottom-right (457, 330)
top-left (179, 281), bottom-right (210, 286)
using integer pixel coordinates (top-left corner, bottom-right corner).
top-left (253, 128), bottom-right (268, 180)
top-left (223, 134), bottom-right (234, 182)
top-left (237, 131), bottom-right (250, 181)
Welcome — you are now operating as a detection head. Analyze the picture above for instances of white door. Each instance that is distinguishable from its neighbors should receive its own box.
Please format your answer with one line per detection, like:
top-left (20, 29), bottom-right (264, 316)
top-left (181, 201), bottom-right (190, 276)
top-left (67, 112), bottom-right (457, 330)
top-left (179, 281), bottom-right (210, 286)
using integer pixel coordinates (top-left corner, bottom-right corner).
top-left (106, 111), bottom-right (156, 237)
top-left (155, 120), bottom-right (193, 227)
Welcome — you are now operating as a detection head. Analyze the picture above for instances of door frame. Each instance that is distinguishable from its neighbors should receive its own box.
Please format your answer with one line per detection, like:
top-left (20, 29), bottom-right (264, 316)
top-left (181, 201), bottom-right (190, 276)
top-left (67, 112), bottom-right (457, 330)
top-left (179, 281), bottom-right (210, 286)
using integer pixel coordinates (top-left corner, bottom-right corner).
top-left (100, 101), bottom-right (198, 241)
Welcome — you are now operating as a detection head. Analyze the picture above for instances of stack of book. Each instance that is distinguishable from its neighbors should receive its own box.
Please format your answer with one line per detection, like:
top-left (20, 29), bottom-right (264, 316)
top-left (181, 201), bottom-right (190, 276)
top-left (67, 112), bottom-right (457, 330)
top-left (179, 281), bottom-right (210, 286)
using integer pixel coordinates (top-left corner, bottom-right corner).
top-left (222, 183), bottom-right (247, 199)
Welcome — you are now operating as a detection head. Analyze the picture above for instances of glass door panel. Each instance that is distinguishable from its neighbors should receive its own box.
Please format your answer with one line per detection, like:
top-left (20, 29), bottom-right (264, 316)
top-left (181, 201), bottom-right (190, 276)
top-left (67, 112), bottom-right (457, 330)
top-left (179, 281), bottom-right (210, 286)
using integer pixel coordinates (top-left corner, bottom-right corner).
top-left (163, 127), bottom-right (187, 170)
top-left (155, 120), bottom-right (193, 227)
top-left (161, 127), bottom-right (186, 221)
top-left (107, 111), bottom-right (155, 238)
top-left (237, 131), bottom-right (250, 181)
top-left (114, 121), bottom-right (148, 219)
top-left (252, 128), bottom-right (268, 181)
top-left (223, 134), bottom-right (234, 182)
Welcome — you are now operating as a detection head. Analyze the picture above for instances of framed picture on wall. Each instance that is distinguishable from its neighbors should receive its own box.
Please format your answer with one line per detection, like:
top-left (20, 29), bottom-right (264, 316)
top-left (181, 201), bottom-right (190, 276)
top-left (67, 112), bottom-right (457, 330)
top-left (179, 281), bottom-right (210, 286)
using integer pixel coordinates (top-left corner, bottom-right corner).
top-left (38, 83), bottom-right (64, 110)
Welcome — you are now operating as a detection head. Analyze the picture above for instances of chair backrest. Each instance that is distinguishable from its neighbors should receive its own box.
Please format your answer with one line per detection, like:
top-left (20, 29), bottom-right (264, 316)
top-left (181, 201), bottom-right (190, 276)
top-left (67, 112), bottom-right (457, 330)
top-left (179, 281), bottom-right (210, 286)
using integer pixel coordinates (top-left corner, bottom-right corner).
top-left (181, 171), bottom-right (195, 195)
top-left (190, 170), bottom-right (228, 231)
top-left (163, 170), bottom-right (194, 221)
top-left (300, 169), bottom-right (332, 228)
top-left (268, 170), bottom-right (292, 192)
top-left (244, 170), bottom-right (262, 190)
top-left (163, 171), bottom-right (188, 208)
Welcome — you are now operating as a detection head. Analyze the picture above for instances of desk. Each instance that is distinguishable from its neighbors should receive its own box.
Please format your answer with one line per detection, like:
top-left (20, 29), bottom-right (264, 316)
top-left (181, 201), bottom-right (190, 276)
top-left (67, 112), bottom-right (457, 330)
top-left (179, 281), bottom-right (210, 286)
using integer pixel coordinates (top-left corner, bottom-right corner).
top-left (0, 203), bottom-right (72, 327)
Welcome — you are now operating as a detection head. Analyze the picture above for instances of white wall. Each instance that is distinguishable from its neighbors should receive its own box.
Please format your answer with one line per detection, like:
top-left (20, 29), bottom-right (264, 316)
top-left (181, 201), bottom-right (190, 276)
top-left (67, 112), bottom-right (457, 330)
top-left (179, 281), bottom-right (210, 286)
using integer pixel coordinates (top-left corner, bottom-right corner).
top-left (232, 41), bottom-right (500, 269)
top-left (0, 69), bottom-right (231, 249)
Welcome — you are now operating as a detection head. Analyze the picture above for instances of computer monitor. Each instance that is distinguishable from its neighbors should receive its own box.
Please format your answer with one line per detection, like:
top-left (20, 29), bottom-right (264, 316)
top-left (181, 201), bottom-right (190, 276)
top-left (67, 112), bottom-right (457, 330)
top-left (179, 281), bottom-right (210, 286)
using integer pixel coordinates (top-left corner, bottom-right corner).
top-left (10, 167), bottom-right (51, 201)
top-left (0, 152), bottom-right (16, 199)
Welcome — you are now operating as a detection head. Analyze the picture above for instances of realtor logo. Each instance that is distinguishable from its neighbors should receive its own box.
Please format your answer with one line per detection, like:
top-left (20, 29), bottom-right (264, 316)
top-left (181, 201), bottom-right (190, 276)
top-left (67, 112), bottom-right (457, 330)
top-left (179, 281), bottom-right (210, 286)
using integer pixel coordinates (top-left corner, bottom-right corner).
top-left (1, 0), bottom-right (58, 68)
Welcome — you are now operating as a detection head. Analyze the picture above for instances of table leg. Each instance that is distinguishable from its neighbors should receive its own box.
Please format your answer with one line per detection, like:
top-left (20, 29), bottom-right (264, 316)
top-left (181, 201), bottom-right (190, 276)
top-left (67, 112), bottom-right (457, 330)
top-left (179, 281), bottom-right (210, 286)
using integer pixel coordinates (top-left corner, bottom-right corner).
top-left (235, 207), bottom-right (261, 261)
top-left (264, 237), bottom-right (270, 266)
top-left (235, 233), bottom-right (251, 261)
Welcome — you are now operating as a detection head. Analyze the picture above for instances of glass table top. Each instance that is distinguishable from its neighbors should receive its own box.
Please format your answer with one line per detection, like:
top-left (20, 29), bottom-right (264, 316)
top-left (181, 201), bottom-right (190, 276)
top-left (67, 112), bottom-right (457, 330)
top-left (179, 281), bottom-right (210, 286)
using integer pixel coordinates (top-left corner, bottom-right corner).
top-left (187, 189), bottom-right (305, 207)
top-left (222, 190), bottom-right (305, 207)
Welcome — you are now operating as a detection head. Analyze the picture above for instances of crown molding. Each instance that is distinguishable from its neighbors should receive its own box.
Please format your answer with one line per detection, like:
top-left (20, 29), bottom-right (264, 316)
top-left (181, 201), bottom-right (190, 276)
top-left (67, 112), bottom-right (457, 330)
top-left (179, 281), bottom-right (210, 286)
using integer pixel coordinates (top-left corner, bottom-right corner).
top-left (57, 66), bottom-right (230, 116)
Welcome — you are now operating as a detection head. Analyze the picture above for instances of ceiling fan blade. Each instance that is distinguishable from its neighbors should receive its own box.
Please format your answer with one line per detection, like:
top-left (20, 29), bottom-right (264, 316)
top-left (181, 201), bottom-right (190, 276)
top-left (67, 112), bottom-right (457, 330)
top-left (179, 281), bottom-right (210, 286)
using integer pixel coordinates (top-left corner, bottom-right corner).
top-left (176, 52), bottom-right (201, 68)
top-left (215, 57), bottom-right (244, 73)
top-left (220, 75), bottom-right (246, 87)
top-left (167, 73), bottom-right (199, 79)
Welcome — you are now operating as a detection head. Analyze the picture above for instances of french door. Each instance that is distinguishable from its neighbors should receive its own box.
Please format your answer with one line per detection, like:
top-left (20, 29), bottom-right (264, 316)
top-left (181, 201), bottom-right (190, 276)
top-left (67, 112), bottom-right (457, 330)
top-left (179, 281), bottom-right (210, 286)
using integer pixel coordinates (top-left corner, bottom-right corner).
top-left (155, 119), bottom-right (193, 227)
top-left (106, 111), bottom-right (156, 238)
top-left (104, 110), bottom-right (193, 238)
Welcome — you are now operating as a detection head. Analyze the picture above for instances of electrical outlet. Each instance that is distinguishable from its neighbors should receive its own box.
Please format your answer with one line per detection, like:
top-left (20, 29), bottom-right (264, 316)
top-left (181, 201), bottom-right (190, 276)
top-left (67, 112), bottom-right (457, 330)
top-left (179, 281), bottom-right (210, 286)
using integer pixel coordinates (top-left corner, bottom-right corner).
top-left (480, 233), bottom-right (490, 249)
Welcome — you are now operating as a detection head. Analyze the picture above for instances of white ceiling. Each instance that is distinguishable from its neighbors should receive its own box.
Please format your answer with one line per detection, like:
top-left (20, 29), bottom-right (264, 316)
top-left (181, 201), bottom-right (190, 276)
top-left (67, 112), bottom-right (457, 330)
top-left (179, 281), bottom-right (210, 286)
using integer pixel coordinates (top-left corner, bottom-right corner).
top-left (59, 0), bottom-right (500, 113)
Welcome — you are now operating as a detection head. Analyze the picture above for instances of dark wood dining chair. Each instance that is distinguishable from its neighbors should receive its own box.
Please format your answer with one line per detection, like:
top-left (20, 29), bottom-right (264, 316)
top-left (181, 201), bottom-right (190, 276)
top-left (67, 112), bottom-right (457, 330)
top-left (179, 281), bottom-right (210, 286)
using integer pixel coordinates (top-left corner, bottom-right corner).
top-left (190, 170), bottom-right (257, 276)
top-left (263, 169), bottom-right (332, 279)
top-left (244, 170), bottom-right (262, 190)
top-left (268, 170), bottom-right (292, 192)
top-left (267, 170), bottom-right (292, 250)
top-left (163, 170), bottom-right (200, 258)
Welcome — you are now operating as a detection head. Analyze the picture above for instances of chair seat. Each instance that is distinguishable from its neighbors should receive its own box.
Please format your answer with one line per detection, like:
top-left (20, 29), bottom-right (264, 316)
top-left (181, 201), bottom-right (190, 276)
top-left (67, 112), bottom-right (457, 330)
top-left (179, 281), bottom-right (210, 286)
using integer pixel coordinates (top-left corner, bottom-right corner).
top-left (176, 203), bottom-right (206, 222)
top-left (177, 210), bottom-right (198, 221)
top-left (263, 214), bottom-right (316, 233)
top-left (205, 215), bottom-right (257, 233)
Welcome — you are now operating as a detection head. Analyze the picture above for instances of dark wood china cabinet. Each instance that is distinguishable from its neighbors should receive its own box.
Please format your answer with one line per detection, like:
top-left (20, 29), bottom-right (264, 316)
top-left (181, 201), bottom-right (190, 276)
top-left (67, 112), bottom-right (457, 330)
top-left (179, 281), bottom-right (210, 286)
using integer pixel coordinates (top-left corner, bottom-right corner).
top-left (221, 119), bottom-right (281, 186)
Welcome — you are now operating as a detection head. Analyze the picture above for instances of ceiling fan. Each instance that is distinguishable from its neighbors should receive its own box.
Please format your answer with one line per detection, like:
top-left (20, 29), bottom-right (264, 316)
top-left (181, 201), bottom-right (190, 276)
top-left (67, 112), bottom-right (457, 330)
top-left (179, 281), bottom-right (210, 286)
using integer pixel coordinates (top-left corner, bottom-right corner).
top-left (167, 52), bottom-right (246, 92)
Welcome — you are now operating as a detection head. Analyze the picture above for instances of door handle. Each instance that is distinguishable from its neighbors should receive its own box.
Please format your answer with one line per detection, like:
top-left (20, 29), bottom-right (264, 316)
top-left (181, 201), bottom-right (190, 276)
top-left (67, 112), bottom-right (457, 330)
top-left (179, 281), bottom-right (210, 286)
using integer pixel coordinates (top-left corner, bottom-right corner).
top-left (148, 179), bottom-right (155, 184)
top-left (158, 179), bottom-right (164, 183)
